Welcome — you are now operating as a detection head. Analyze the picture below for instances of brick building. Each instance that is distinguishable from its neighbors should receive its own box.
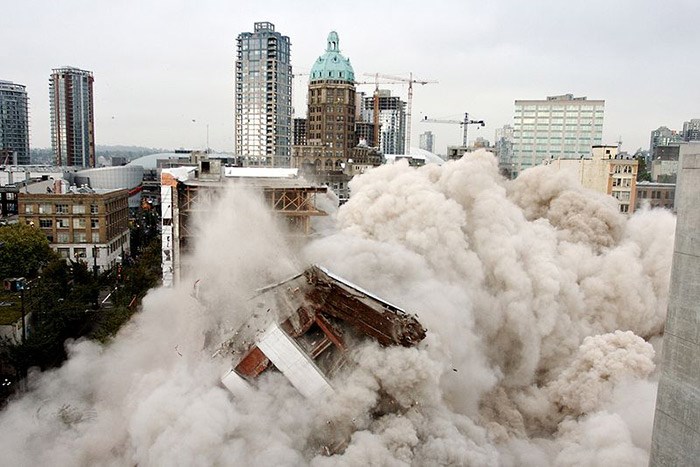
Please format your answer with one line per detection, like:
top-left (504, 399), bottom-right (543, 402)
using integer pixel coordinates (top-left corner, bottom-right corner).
top-left (19, 183), bottom-right (129, 272)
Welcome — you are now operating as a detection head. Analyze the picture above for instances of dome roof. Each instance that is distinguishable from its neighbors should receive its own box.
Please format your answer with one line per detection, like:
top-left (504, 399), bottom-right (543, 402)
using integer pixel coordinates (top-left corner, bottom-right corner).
top-left (309, 31), bottom-right (355, 83)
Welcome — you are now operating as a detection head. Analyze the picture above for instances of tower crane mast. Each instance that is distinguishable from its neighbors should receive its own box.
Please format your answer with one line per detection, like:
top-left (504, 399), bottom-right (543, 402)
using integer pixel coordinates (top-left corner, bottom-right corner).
top-left (422, 113), bottom-right (485, 148)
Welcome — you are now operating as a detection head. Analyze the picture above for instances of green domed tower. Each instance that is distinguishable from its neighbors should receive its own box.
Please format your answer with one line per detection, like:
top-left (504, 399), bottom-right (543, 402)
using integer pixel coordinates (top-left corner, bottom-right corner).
top-left (309, 31), bottom-right (355, 83)
top-left (300, 32), bottom-right (357, 175)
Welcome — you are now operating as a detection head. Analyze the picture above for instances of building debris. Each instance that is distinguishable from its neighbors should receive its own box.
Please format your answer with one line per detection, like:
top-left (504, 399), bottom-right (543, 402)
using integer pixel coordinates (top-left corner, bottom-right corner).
top-left (217, 265), bottom-right (426, 398)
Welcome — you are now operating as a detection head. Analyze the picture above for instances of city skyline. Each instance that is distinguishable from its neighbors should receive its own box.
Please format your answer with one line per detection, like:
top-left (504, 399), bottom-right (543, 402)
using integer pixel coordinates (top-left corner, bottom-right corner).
top-left (1, 0), bottom-right (698, 155)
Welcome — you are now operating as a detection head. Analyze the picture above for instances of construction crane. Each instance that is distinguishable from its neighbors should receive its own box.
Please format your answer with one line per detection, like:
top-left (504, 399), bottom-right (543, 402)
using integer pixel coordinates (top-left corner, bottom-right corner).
top-left (422, 113), bottom-right (485, 149)
top-left (364, 73), bottom-right (437, 153)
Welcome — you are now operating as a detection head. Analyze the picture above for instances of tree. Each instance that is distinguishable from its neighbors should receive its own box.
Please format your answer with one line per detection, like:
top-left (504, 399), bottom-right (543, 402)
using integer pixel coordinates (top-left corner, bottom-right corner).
top-left (637, 155), bottom-right (652, 182)
top-left (0, 224), bottom-right (56, 279)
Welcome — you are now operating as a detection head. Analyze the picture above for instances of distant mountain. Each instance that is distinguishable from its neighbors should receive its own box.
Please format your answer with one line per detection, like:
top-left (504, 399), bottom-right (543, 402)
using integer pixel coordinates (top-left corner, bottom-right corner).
top-left (95, 145), bottom-right (170, 154)
top-left (30, 145), bottom-right (171, 164)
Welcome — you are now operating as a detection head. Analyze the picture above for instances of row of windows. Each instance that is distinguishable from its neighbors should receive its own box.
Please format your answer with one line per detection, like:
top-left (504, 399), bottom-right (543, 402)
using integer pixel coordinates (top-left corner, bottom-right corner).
top-left (613, 165), bottom-right (634, 174)
top-left (25, 203), bottom-right (99, 215)
top-left (517, 124), bottom-right (602, 131)
top-left (612, 191), bottom-right (631, 201)
top-left (516, 104), bottom-right (603, 111)
top-left (516, 117), bottom-right (604, 124)
top-left (639, 190), bottom-right (674, 199)
top-left (612, 178), bottom-right (632, 187)
top-left (35, 218), bottom-right (100, 229)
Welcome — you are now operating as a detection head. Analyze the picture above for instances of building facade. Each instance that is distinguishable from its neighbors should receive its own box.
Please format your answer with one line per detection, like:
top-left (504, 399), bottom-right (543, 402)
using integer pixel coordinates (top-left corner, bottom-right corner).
top-left (682, 119), bottom-right (700, 141)
top-left (291, 31), bottom-right (357, 202)
top-left (49, 67), bottom-right (95, 168)
top-left (19, 187), bottom-right (129, 271)
top-left (0, 186), bottom-right (19, 218)
top-left (234, 22), bottom-right (292, 167)
top-left (361, 89), bottom-right (406, 155)
top-left (636, 182), bottom-right (675, 211)
top-left (494, 124), bottom-right (515, 176)
top-left (0, 80), bottom-right (30, 166)
top-left (513, 94), bottom-right (604, 177)
top-left (419, 131), bottom-right (434, 153)
top-left (649, 126), bottom-right (683, 157)
top-left (651, 145), bottom-right (680, 183)
top-left (160, 161), bottom-right (327, 287)
top-left (547, 145), bottom-right (638, 214)
top-left (292, 117), bottom-right (307, 146)
top-left (649, 151), bottom-right (700, 465)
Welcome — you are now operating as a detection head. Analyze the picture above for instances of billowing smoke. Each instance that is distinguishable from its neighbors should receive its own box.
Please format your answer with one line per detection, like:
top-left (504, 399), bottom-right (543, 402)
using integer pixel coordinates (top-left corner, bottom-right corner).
top-left (0, 150), bottom-right (675, 465)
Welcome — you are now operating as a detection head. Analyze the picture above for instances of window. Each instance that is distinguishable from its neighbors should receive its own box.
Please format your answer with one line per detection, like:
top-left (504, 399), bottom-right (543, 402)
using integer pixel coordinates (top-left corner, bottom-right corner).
top-left (91, 218), bottom-right (99, 228)
top-left (57, 218), bottom-right (69, 228)
top-left (39, 219), bottom-right (52, 228)
top-left (24, 205), bottom-right (34, 214)
top-left (73, 218), bottom-right (86, 229)
top-left (90, 204), bottom-right (99, 214)
top-left (57, 248), bottom-right (70, 259)
top-left (57, 232), bottom-right (70, 243)
top-left (39, 203), bottom-right (52, 214)
top-left (74, 247), bottom-right (86, 258)
top-left (92, 232), bottom-right (100, 243)
top-left (74, 232), bottom-right (87, 243)
top-left (73, 204), bottom-right (86, 214)
top-left (56, 204), bottom-right (68, 214)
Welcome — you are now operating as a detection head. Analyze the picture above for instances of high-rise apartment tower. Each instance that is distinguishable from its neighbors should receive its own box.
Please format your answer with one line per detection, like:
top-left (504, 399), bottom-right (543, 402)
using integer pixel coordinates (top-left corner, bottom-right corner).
top-left (234, 22), bottom-right (292, 167)
top-left (49, 67), bottom-right (95, 168)
top-left (419, 131), bottom-right (434, 153)
top-left (0, 80), bottom-right (30, 165)
top-left (512, 94), bottom-right (604, 177)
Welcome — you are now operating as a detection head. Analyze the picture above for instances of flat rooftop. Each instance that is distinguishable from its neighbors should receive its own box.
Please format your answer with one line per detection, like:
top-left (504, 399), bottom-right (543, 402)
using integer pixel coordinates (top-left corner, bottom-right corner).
top-left (23, 180), bottom-right (123, 195)
top-left (182, 177), bottom-right (327, 191)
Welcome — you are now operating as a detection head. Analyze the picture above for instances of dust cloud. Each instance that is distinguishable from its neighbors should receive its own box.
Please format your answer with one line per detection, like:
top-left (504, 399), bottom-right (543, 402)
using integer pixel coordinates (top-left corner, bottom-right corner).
top-left (0, 150), bottom-right (675, 465)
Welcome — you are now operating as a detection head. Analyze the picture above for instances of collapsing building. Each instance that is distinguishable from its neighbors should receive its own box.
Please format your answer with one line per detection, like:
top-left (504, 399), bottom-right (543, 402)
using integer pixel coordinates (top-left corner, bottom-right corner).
top-left (218, 265), bottom-right (426, 399)
top-left (160, 158), bottom-right (328, 287)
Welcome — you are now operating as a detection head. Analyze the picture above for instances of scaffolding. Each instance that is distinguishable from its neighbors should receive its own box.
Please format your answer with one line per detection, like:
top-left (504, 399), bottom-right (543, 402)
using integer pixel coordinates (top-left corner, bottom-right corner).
top-left (161, 172), bottom-right (327, 286)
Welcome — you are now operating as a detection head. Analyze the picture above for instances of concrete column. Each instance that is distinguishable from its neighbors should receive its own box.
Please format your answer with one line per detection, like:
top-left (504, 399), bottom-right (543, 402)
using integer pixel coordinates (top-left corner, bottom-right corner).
top-left (650, 152), bottom-right (700, 465)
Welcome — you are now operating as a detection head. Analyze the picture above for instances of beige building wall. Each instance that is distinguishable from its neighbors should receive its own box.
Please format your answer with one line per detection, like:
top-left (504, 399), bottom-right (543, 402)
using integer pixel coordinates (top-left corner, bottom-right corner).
top-left (548, 145), bottom-right (638, 213)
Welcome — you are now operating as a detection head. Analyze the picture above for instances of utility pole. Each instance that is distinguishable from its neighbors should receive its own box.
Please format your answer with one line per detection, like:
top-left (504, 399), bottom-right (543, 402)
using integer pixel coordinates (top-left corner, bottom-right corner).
top-left (20, 284), bottom-right (26, 344)
top-left (93, 245), bottom-right (99, 278)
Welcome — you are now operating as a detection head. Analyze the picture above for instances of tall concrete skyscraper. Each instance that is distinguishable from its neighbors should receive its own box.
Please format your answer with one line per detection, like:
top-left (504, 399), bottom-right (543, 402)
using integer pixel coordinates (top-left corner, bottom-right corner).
top-left (0, 80), bottom-right (30, 165)
top-left (49, 67), bottom-right (95, 168)
top-left (234, 21), bottom-right (292, 167)
top-left (650, 143), bottom-right (700, 465)
top-left (512, 94), bottom-right (604, 177)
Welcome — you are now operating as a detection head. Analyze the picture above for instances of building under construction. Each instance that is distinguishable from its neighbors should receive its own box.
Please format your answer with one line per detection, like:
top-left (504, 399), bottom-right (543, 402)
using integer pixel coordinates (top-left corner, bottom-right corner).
top-left (160, 157), bottom-right (327, 287)
top-left (360, 90), bottom-right (406, 155)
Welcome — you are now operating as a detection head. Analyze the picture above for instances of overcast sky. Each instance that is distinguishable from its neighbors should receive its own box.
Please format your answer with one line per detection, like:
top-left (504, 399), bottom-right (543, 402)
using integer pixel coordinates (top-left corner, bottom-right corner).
top-left (2, 0), bottom-right (698, 154)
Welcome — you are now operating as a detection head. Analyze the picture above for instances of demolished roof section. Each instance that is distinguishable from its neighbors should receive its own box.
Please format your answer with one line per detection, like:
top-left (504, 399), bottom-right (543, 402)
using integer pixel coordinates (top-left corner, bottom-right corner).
top-left (219, 265), bottom-right (426, 397)
top-left (305, 266), bottom-right (426, 347)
